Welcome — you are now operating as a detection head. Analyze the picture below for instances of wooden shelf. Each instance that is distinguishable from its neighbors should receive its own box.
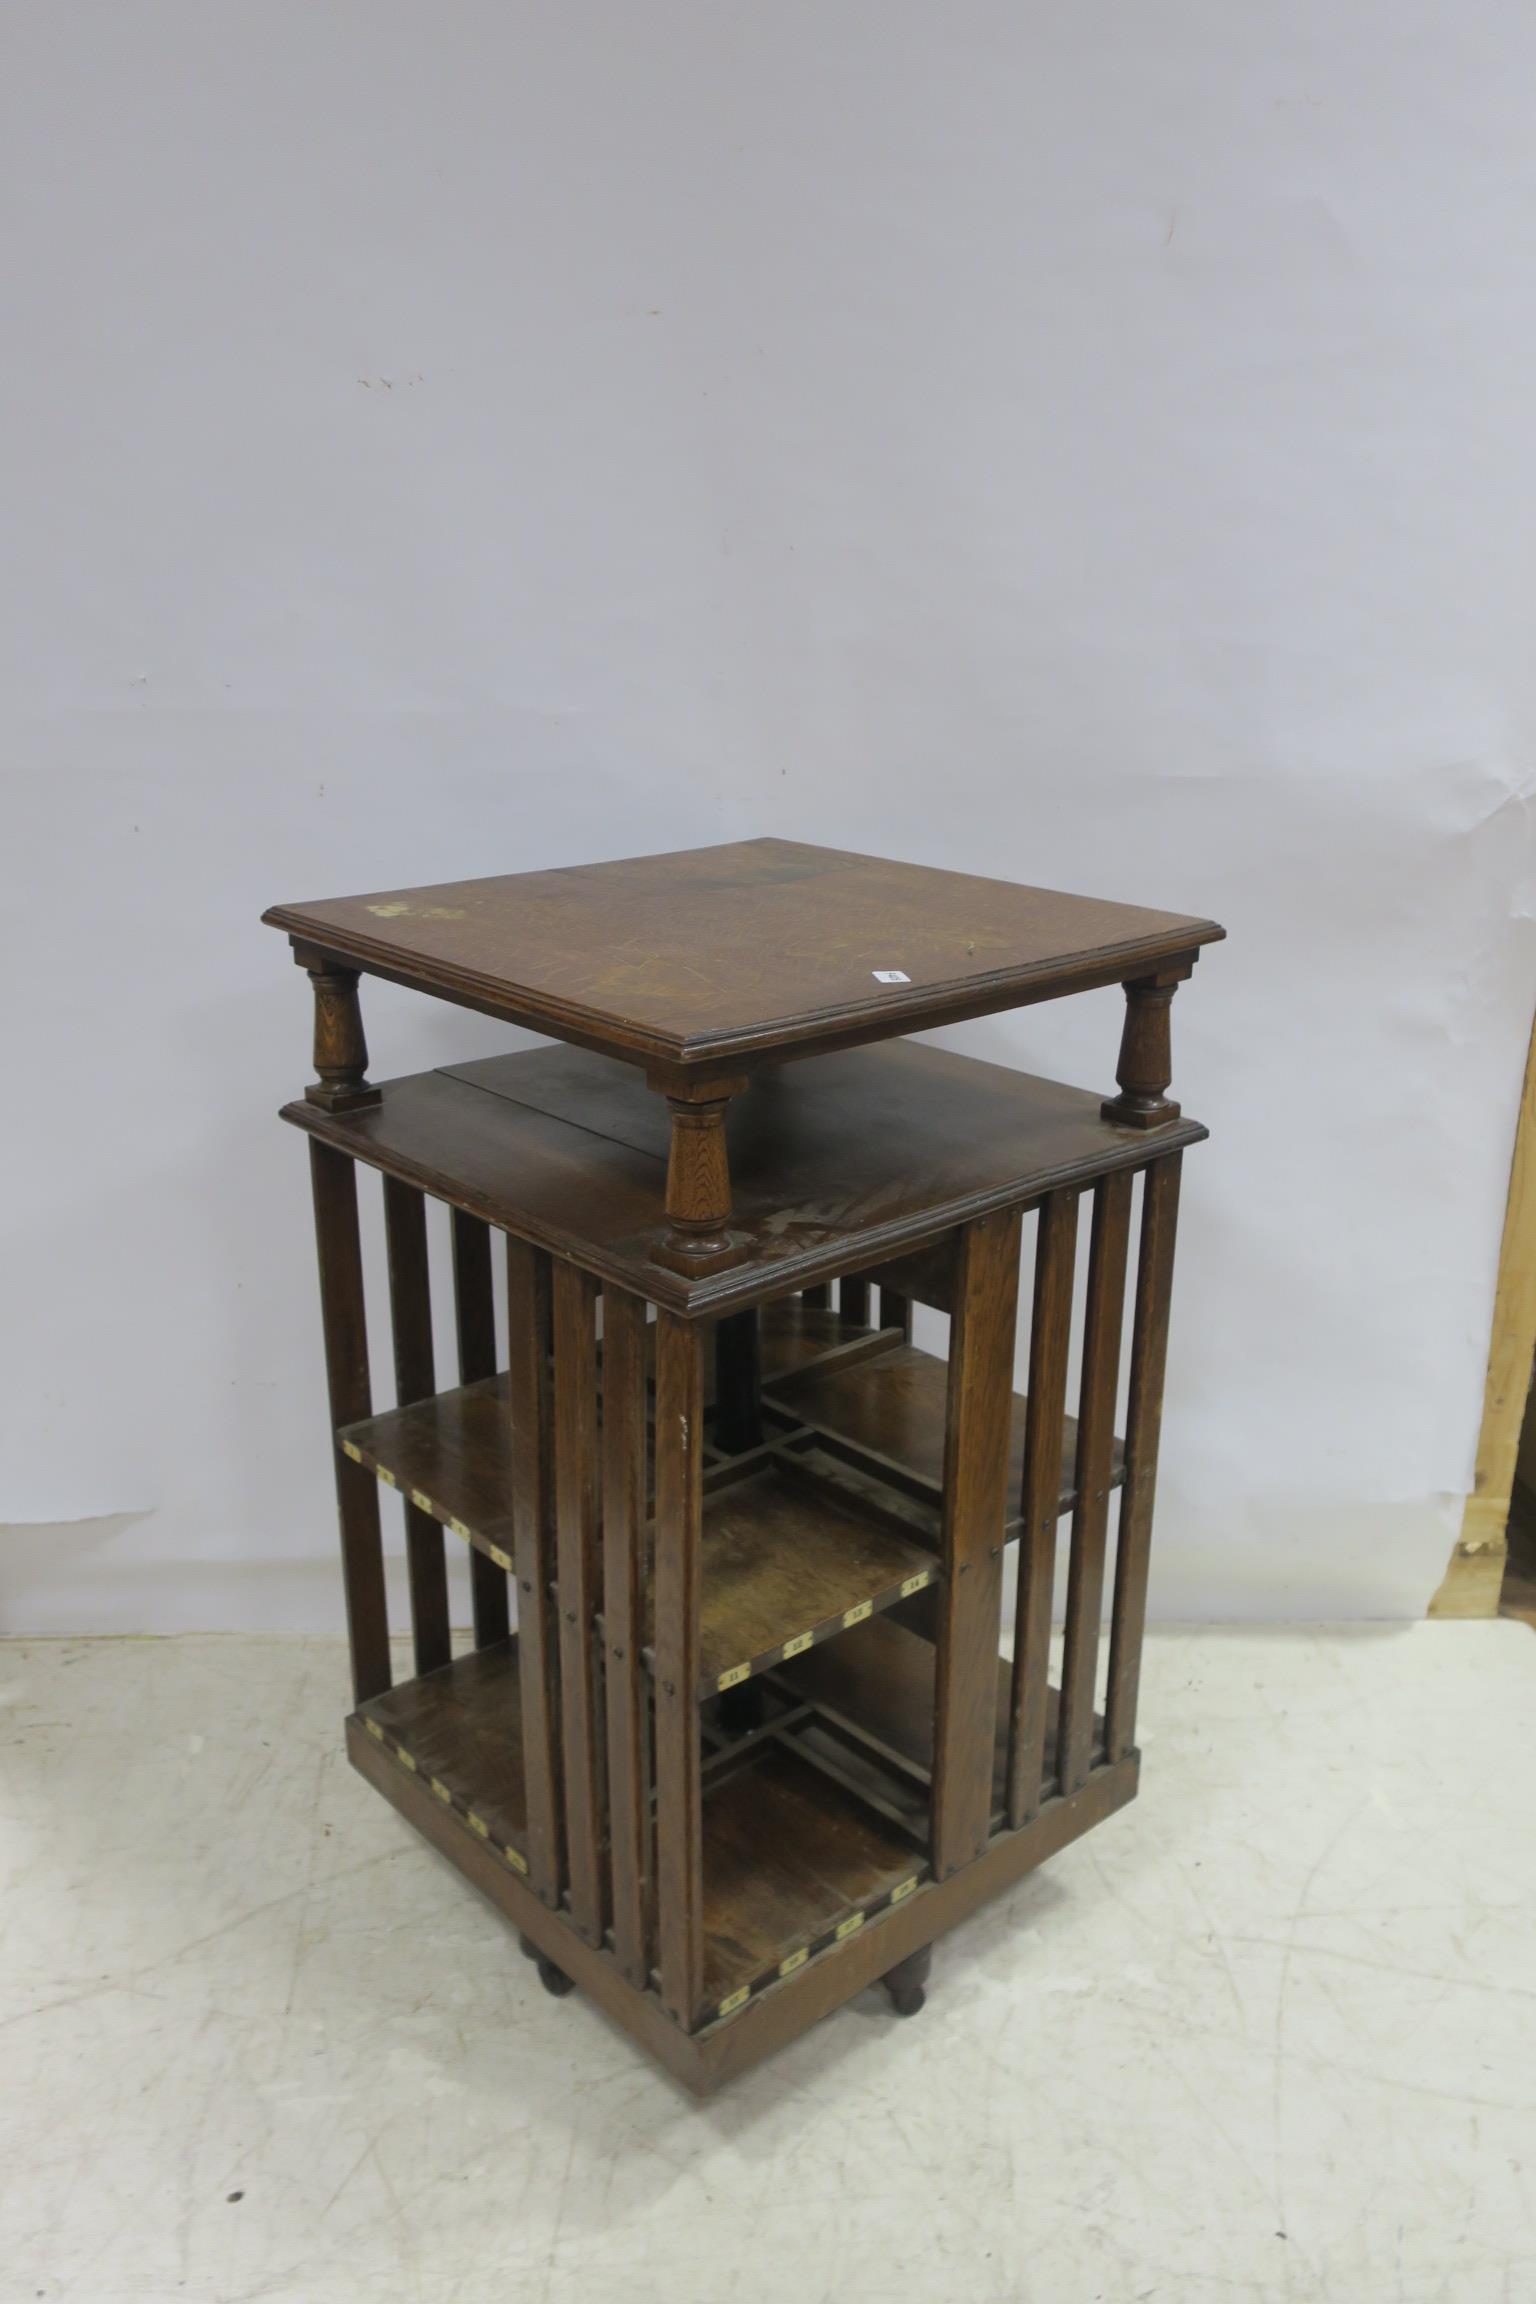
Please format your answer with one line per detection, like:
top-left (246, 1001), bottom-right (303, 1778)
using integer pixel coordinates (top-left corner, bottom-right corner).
top-left (764, 1342), bottom-right (1125, 1527)
top-left (334, 1297), bottom-right (903, 1573)
top-left (352, 1638), bottom-right (929, 2026)
top-left (339, 1390), bottom-right (937, 1699)
top-left (772, 1612), bottom-right (1103, 1820)
top-left (353, 1638), bottom-right (531, 1878)
top-left (702, 1745), bottom-right (925, 2020)
top-left (341, 1376), bottom-right (516, 1567)
top-left (683, 1459), bottom-right (938, 1696)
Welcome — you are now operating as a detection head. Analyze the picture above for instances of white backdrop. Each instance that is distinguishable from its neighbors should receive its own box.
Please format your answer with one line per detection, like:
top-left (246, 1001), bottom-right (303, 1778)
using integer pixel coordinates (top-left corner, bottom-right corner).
top-left (5, 1), bottom-right (1536, 1630)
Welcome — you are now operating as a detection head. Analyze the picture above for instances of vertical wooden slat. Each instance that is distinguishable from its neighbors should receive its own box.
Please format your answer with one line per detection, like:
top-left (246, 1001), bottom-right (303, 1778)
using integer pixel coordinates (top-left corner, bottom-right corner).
top-left (931, 1209), bottom-right (1022, 1879)
top-left (553, 1261), bottom-right (604, 1944)
top-left (309, 1141), bottom-right (390, 1704)
top-left (506, 1236), bottom-right (562, 1904)
top-left (452, 1207), bottom-right (511, 1647)
top-left (712, 1307), bottom-right (762, 1455)
top-left (654, 1310), bottom-right (706, 2026)
top-left (840, 1275), bottom-right (871, 1326)
top-left (603, 1287), bottom-right (651, 1987)
top-left (879, 1287), bottom-right (914, 1341)
top-left (1105, 1153), bottom-right (1183, 1761)
top-left (1006, 1187), bottom-right (1080, 1827)
top-left (382, 1177), bottom-right (451, 1677)
top-left (1058, 1169), bottom-right (1134, 1794)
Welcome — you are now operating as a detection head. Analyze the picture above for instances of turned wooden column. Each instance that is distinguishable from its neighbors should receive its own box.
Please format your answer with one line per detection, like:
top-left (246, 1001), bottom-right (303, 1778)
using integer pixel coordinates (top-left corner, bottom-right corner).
top-left (1101, 959), bottom-right (1193, 1130)
top-left (295, 941), bottom-right (381, 1112)
top-left (648, 1073), bottom-right (746, 1275)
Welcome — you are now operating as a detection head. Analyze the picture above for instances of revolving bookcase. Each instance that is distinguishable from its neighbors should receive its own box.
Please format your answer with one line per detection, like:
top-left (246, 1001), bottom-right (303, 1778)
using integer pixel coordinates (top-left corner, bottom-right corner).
top-left (264, 838), bottom-right (1222, 2093)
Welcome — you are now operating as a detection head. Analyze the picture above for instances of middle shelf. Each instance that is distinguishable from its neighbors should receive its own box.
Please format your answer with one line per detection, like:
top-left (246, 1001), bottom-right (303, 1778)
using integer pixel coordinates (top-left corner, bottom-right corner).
top-left (336, 1298), bottom-right (1126, 1708)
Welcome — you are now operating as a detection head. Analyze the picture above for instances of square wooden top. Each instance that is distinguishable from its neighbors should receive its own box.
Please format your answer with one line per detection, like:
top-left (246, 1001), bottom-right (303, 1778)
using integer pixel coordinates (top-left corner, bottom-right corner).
top-left (264, 837), bottom-right (1222, 1073)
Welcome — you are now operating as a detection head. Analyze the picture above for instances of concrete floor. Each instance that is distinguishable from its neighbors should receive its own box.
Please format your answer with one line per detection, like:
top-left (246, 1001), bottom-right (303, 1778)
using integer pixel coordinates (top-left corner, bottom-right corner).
top-left (1, 1625), bottom-right (1532, 2304)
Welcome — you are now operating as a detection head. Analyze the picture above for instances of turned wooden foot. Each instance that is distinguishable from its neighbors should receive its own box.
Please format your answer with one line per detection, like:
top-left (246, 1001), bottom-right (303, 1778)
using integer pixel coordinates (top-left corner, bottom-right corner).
top-left (882, 1944), bottom-right (932, 2018)
top-left (536, 1956), bottom-right (575, 1998)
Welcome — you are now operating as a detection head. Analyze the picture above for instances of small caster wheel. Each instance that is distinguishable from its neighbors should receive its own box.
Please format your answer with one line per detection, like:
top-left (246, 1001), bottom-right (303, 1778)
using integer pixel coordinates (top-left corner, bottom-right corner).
top-left (517, 1932), bottom-right (539, 1962)
top-left (881, 1945), bottom-right (932, 2019)
top-left (536, 1956), bottom-right (575, 1999)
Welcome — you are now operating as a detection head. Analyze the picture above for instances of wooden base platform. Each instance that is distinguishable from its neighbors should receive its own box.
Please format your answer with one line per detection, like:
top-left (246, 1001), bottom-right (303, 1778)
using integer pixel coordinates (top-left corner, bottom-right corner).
top-left (347, 1700), bottom-right (1138, 2093)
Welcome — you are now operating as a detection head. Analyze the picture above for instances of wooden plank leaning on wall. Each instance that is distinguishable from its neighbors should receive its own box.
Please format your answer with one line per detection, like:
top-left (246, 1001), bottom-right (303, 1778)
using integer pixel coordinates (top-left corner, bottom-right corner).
top-left (1431, 1006), bottom-right (1536, 1618)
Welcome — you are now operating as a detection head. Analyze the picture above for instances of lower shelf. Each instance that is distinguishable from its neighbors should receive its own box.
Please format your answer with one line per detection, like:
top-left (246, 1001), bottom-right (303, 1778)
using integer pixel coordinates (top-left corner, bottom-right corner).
top-left (772, 1612), bottom-right (1102, 1821)
top-left (355, 1638), bottom-right (531, 1877)
top-left (350, 1638), bottom-right (929, 2026)
top-left (702, 1745), bottom-right (924, 2018)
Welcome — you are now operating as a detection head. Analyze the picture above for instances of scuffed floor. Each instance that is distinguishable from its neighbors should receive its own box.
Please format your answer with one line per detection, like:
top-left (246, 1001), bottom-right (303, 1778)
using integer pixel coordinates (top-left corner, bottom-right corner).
top-left (1, 1625), bottom-right (1532, 2304)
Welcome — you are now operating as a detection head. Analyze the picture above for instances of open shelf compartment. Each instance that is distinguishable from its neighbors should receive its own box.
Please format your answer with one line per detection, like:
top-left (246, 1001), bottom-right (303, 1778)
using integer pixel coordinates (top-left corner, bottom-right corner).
top-left (764, 1340), bottom-right (1125, 1527)
top-left (354, 1638), bottom-right (532, 1880)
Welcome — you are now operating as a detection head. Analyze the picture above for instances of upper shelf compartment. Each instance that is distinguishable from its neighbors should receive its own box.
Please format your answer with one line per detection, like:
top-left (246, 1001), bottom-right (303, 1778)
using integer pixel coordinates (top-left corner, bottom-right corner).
top-left (283, 1036), bottom-right (1207, 1315)
top-left (764, 1341), bottom-right (1124, 1528)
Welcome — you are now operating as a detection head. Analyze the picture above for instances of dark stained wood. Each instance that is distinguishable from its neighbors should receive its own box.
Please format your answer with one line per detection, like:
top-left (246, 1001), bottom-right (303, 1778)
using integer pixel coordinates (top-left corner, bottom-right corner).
top-left (505, 1238), bottom-right (562, 1904)
top-left (309, 1141), bottom-right (390, 1703)
top-left (348, 1709), bottom-right (1137, 2095)
top-left (265, 838), bottom-right (1223, 1071)
top-left (285, 1037), bottom-right (1207, 1316)
top-left (759, 1297), bottom-right (897, 1379)
top-left (356, 1637), bottom-right (529, 1858)
top-left (676, 1458), bottom-right (937, 1693)
top-left (654, 1080), bottom-right (746, 1273)
top-left (764, 1339), bottom-right (1121, 1527)
top-left (712, 1308), bottom-right (762, 1455)
top-left (1058, 1171), bottom-right (1134, 1794)
top-left (602, 1287), bottom-right (651, 1988)
top-left (280, 840), bottom-right (1216, 2096)
top-left (553, 1261), bottom-right (604, 1945)
top-left (382, 1176), bottom-right (451, 1676)
top-left (297, 947), bottom-right (379, 1112)
top-left (771, 1609), bottom-right (1096, 1820)
top-left (339, 1374), bottom-right (515, 1556)
top-left (451, 1207), bottom-right (511, 1646)
top-left (930, 1210), bottom-right (1022, 1877)
top-left (1105, 1153), bottom-right (1183, 1760)
top-left (863, 1237), bottom-right (958, 1315)
top-left (879, 1287), bottom-right (914, 1341)
top-left (839, 1275), bottom-right (870, 1325)
top-left (701, 1747), bottom-right (921, 2015)
top-left (1102, 963), bottom-right (1193, 1130)
top-left (653, 1310), bottom-right (706, 2026)
top-left (1007, 1188), bottom-right (1081, 1827)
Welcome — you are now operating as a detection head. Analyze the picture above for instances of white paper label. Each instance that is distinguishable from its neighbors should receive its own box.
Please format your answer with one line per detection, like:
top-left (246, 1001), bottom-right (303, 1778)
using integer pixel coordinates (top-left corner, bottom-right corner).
top-left (872, 970), bottom-right (911, 984)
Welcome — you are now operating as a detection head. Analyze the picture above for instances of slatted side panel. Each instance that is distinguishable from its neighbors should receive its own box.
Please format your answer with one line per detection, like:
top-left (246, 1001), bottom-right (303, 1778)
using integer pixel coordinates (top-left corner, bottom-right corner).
top-left (1105, 1152), bottom-right (1183, 1762)
top-left (553, 1262), bottom-right (605, 1945)
top-left (309, 1142), bottom-right (391, 1703)
top-left (603, 1287), bottom-right (652, 1988)
top-left (1057, 1169), bottom-right (1134, 1796)
top-left (452, 1208), bottom-right (511, 1648)
top-left (506, 1236), bottom-right (562, 1905)
top-left (653, 1310), bottom-right (706, 2027)
top-left (382, 1177), bottom-right (452, 1677)
top-left (930, 1208), bottom-right (1022, 1879)
top-left (1005, 1187), bottom-right (1080, 1827)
